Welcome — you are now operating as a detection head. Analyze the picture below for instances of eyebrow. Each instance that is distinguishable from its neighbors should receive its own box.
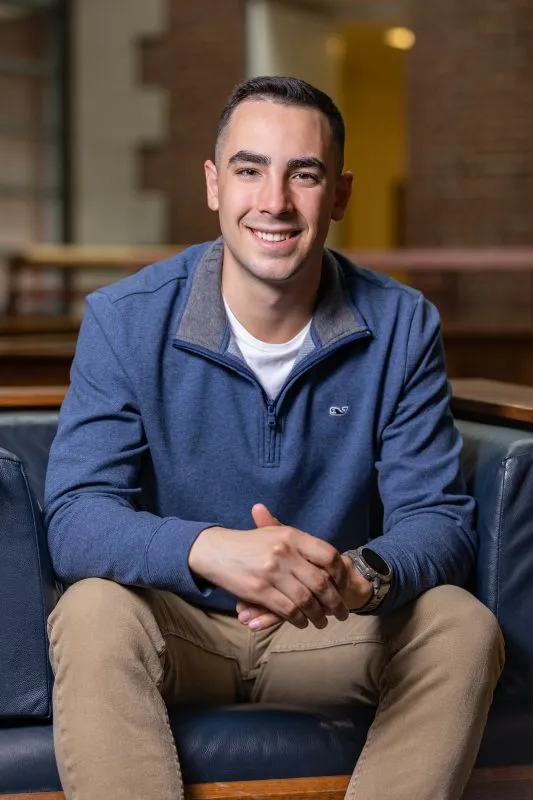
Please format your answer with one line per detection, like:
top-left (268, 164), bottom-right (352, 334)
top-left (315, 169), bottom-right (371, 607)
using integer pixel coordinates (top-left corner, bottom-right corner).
top-left (287, 157), bottom-right (326, 174)
top-left (228, 150), bottom-right (270, 167)
top-left (227, 150), bottom-right (327, 174)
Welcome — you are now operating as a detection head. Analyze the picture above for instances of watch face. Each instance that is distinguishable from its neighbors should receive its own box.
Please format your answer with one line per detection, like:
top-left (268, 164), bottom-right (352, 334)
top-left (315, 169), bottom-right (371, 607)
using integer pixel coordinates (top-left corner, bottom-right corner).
top-left (361, 547), bottom-right (391, 577)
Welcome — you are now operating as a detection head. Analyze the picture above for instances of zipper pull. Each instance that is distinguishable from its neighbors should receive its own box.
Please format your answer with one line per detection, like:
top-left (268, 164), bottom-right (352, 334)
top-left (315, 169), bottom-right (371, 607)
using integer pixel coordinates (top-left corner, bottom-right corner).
top-left (267, 402), bottom-right (277, 428)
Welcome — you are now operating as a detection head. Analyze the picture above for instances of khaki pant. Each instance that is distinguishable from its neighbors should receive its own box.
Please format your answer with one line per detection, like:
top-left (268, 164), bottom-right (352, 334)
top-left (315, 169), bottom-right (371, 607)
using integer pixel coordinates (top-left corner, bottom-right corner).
top-left (48, 578), bottom-right (504, 800)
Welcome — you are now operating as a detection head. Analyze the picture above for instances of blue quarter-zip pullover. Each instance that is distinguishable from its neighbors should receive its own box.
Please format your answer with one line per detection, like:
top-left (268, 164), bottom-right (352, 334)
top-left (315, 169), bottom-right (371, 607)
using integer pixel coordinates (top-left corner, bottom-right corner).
top-left (44, 239), bottom-right (476, 613)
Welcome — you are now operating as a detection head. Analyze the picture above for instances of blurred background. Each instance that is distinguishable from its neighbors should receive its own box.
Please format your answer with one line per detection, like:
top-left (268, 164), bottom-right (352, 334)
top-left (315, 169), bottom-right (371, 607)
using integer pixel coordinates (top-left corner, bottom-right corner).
top-left (1, 0), bottom-right (533, 386)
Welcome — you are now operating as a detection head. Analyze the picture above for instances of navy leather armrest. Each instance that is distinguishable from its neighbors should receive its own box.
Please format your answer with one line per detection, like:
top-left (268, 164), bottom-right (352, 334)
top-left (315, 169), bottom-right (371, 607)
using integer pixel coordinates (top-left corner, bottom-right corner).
top-left (0, 412), bottom-right (59, 506)
top-left (457, 420), bottom-right (533, 698)
top-left (0, 447), bottom-right (58, 718)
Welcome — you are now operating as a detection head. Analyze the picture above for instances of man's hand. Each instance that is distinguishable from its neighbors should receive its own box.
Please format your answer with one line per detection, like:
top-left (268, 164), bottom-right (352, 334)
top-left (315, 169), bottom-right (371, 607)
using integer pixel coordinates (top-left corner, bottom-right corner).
top-left (235, 505), bottom-right (373, 631)
top-left (188, 504), bottom-right (350, 630)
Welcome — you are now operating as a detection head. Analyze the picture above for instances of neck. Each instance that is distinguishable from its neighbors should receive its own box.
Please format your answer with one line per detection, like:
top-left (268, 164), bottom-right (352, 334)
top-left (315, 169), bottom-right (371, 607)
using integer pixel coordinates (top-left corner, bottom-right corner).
top-left (221, 256), bottom-right (322, 344)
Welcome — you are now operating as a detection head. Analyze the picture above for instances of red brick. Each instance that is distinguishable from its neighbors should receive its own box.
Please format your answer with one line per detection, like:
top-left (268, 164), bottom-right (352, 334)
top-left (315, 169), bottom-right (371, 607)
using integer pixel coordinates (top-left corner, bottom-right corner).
top-left (137, 0), bottom-right (246, 244)
top-left (407, 0), bottom-right (533, 247)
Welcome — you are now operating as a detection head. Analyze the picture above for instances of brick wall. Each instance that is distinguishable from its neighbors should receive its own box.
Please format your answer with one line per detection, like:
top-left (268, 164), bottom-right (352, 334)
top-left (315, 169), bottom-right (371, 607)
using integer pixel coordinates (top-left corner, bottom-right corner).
top-left (139, 0), bottom-right (247, 244)
top-left (406, 0), bottom-right (533, 329)
top-left (407, 0), bottom-right (533, 246)
top-left (290, 0), bottom-right (407, 24)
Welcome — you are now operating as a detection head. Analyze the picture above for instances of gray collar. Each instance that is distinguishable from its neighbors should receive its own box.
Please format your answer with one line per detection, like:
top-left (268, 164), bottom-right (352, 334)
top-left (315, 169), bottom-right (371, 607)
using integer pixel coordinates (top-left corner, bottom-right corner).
top-left (174, 237), bottom-right (369, 353)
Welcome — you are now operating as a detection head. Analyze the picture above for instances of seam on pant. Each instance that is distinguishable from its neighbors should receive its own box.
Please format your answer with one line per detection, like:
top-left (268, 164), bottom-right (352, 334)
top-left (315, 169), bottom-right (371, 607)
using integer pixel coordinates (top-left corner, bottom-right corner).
top-left (161, 702), bottom-right (185, 800)
top-left (346, 645), bottom-right (391, 800)
top-left (48, 623), bottom-right (77, 796)
top-left (54, 679), bottom-right (77, 799)
top-left (347, 678), bottom-right (391, 799)
top-left (265, 635), bottom-right (385, 655)
top-left (161, 629), bottom-right (239, 662)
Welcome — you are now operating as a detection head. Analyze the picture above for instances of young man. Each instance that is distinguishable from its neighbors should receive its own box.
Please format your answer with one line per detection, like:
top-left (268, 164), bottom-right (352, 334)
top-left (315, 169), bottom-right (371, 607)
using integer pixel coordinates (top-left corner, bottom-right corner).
top-left (44, 76), bottom-right (504, 800)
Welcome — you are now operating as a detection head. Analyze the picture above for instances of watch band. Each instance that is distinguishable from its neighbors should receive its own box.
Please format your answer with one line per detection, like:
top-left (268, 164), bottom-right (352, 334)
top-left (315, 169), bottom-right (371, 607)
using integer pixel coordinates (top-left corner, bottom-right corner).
top-left (345, 546), bottom-right (392, 613)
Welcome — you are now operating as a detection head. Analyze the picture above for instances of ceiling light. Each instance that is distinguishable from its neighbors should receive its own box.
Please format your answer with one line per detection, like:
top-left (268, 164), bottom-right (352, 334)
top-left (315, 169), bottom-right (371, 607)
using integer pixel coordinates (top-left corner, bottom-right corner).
top-left (384, 27), bottom-right (416, 50)
top-left (326, 34), bottom-right (347, 60)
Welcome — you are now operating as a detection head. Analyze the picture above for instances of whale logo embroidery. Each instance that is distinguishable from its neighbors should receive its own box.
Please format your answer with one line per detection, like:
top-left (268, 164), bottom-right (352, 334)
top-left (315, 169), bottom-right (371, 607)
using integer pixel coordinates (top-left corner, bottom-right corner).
top-left (329, 406), bottom-right (349, 416)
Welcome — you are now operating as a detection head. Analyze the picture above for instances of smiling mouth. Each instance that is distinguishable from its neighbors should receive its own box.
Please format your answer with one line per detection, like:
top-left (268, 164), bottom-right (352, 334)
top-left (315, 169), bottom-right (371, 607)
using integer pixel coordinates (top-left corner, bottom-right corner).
top-left (249, 228), bottom-right (300, 242)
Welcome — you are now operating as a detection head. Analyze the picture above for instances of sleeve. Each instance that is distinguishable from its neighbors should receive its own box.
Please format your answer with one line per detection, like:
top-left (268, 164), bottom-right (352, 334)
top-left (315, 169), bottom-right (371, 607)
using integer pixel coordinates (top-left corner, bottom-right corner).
top-left (366, 294), bottom-right (477, 613)
top-left (43, 292), bottom-right (217, 601)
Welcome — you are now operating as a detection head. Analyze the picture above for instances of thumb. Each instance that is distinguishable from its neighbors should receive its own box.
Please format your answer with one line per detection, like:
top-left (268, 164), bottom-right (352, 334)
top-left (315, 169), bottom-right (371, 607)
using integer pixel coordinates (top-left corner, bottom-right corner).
top-left (252, 503), bottom-right (281, 528)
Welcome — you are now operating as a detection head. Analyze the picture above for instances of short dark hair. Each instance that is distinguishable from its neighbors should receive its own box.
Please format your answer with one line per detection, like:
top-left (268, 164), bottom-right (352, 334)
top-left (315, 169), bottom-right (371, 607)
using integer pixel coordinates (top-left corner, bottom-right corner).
top-left (216, 75), bottom-right (345, 172)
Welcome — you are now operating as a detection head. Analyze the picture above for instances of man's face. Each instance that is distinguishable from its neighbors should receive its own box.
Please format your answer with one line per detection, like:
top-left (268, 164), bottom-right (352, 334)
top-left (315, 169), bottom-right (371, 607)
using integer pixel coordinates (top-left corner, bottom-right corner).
top-left (204, 100), bottom-right (352, 286)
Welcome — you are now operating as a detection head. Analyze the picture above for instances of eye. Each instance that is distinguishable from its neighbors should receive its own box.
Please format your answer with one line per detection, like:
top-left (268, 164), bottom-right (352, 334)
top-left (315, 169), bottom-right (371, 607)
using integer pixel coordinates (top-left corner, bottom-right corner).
top-left (235, 167), bottom-right (260, 178)
top-left (293, 172), bottom-right (320, 184)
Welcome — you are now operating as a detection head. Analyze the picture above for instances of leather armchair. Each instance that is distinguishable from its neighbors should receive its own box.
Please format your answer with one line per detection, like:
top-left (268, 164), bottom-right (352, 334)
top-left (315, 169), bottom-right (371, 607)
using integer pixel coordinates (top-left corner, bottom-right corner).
top-left (1, 386), bottom-right (533, 800)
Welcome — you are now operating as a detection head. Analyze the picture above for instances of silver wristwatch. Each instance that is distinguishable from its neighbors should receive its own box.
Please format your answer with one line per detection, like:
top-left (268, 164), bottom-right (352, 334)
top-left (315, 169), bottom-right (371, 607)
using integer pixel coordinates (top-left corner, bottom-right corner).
top-left (344, 546), bottom-right (392, 613)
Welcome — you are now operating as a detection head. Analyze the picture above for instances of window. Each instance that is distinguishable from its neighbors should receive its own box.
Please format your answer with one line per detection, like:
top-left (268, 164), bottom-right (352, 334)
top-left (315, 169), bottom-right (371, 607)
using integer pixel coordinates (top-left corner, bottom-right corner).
top-left (0, 0), bottom-right (68, 250)
top-left (0, 0), bottom-right (68, 312)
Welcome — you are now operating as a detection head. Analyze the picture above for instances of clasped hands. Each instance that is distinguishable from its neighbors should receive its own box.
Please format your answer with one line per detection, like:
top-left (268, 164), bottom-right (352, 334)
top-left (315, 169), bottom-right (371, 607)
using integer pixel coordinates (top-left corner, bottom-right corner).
top-left (188, 503), bottom-right (372, 632)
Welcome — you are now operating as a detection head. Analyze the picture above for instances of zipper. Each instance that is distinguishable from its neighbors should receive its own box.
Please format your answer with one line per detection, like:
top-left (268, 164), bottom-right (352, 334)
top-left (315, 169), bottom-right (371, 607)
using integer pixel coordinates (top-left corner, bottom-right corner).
top-left (266, 400), bottom-right (277, 464)
top-left (173, 340), bottom-right (279, 465)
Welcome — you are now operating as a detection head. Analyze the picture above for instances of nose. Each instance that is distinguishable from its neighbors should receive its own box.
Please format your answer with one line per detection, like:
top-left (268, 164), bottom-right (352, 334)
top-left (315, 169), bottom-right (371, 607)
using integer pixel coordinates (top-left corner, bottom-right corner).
top-left (258, 174), bottom-right (293, 216)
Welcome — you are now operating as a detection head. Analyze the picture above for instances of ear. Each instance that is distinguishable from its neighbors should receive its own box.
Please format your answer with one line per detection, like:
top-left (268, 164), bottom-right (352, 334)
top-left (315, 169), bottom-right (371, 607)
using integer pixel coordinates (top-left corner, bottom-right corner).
top-left (331, 171), bottom-right (353, 222)
top-left (204, 159), bottom-right (219, 211)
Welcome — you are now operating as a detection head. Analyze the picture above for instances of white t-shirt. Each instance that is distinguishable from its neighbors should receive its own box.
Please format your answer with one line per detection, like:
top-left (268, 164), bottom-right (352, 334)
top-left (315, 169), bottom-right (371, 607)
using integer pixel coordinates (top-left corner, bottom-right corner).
top-left (223, 299), bottom-right (311, 400)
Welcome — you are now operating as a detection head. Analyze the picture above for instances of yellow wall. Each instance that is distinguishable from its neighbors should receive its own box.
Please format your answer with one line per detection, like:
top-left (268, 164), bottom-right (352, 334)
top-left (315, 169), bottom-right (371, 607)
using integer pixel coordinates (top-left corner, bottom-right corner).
top-left (337, 24), bottom-right (407, 249)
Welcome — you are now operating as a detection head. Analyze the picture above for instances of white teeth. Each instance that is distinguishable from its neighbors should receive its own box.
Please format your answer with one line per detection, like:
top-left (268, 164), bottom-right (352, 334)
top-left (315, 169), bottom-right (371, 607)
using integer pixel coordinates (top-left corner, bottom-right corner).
top-left (254, 230), bottom-right (293, 242)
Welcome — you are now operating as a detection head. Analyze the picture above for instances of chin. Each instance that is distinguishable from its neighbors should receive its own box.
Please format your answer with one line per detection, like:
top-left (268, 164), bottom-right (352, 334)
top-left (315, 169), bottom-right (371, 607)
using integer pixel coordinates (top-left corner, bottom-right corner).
top-left (255, 265), bottom-right (305, 285)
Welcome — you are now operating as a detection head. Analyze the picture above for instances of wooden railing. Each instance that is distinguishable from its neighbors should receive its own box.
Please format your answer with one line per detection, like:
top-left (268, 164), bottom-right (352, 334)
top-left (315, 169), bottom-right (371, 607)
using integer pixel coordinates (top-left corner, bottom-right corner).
top-left (0, 385), bottom-right (67, 409)
top-left (342, 247), bottom-right (533, 272)
top-left (4, 244), bottom-right (533, 386)
top-left (6, 243), bottom-right (533, 318)
top-left (6, 244), bottom-right (186, 316)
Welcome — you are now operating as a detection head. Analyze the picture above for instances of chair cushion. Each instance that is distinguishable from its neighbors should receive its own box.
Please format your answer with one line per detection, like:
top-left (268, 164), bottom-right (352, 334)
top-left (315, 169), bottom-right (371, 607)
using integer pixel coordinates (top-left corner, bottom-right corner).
top-left (0, 449), bottom-right (57, 719)
top-left (0, 412), bottom-right (58, 506)
top-left (476, 699), bottom-right (533, 767)
top-left (457, 420), bottom-right (533, 698)
top-left (0, 707), bottom-right (373, 792)
top-left (171, 705), bottom-right (375, 783)
top-left (0, 723), bottom-right (60, 794)
top-left (1, 702), bottom-right (532, 793)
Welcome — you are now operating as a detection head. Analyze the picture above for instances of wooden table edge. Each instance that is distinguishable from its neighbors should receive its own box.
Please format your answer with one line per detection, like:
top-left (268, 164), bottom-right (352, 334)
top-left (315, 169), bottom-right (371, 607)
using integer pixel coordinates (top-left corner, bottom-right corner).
top-left (2, 767), bottom-right (533, 800)
top-left (0, 386), bottom-right (68, 408)
top-left (451, 378), bottom-right (533, 425)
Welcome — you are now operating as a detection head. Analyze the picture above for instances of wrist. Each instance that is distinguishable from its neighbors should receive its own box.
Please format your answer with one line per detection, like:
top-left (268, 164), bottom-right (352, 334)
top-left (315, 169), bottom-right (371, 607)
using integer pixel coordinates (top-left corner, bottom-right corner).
top-left (355, 577), bottom-right (374, 610)
top-left (345, 546), bottom-right (393, 614)
top-left (188, 525), bottom-right (225, 579)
